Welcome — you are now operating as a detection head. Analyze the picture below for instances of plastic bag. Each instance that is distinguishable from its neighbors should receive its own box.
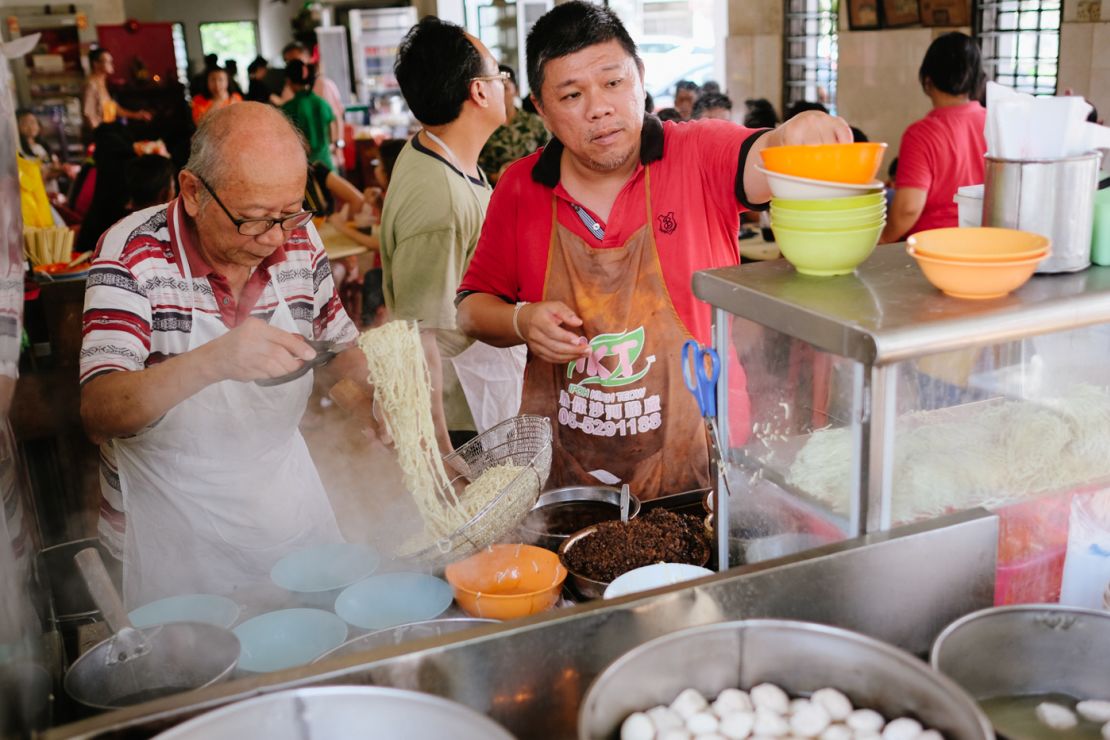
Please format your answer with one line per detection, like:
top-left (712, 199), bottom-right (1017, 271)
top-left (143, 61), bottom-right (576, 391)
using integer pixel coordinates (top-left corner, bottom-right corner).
top-left (1059, 489), bottom-right (1110, 609)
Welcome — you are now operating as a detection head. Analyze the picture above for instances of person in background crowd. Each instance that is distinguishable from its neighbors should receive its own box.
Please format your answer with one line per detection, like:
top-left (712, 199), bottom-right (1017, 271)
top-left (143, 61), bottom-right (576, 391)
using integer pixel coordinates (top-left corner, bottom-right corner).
top-left (851, 126), bottom-right (869, 142)
top-left (881, 31), bottom-right (986, 243)
top-left (124, 154), bottom-right (176, 211)
top-left (693, 92), bottom-right (733, 121)
top-left (224, 59), bottom-right (244, 97)
top-left (361, 268), bottom-right (388, 328)
top-left (277, 42), bottom-right (346, 156)
top-left (74, 122), bottom-right (137, 253)
top-left (17, 109), bottom-right (73, 194)
top-left (656, 107), bottom-right (682, 122)
top-left (479, 64), bottom-right (549, 184)
top-left (281, 60), bottom-right (337, 171)
top-left (783, 100), bottom-right (828, 121)
top-left (673, 79), bottom-right (700, 121)
top-left (191, 67), bottom-right (242, 124)
top-left (190, 54), bottom-right (219, 98)
top-left (383, 16), bottom-right (507, 449)
top-left (246, 57), bottom-right (273, 103)
top-left (324, 137), bottom-right (406, 257)
top-left (743, 98), bottom-right (778, 129)
top-left (645, 92), bottom-right (654, 114)
top-left (81, 48), bottom-right (152, 142)
top-left (885, 157), bottom-right (898, 208)
top-left (701, 80), bottom-right (722, 95)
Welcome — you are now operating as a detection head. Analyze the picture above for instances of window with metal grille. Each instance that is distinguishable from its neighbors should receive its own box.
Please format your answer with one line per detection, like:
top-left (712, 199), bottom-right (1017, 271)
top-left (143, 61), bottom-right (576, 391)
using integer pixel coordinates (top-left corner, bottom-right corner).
top-left (783, 0), bottom-right (838, 114)
top-left (975, 0), bottom-right (1061, 96)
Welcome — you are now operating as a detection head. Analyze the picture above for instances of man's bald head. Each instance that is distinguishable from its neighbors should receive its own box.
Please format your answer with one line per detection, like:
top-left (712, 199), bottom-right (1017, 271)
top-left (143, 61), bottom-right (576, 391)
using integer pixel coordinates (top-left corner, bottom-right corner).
top-left (185, 102), bottom-right (307, 193)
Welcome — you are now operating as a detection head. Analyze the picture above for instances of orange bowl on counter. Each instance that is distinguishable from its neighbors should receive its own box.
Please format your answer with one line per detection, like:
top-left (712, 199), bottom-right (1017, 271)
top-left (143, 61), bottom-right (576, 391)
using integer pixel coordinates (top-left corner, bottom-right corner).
top-left (907, 227), bottom-right (1050, 262)
top-left (907, 244), bottom-right (1049, 299)
top-left (761, 142), bottom-right (888, 185)
top-left (445, 544), bottom-right (567, 620)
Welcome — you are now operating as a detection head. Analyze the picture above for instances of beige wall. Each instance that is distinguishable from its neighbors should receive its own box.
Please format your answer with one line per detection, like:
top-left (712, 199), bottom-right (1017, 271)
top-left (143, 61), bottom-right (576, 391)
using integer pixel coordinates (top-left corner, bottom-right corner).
top-left (724, 0), bottom-right (1109, 172)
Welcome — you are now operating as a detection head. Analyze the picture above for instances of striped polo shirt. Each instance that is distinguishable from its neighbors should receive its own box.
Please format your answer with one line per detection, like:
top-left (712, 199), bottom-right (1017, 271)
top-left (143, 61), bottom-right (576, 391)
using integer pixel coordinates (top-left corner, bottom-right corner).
top-left (81, 198), bottom-right (358, 555)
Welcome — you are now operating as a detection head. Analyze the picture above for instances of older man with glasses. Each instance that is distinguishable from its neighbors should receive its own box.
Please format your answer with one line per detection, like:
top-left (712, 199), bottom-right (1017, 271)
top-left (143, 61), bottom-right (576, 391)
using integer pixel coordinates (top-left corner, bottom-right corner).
top-left (79, 102), bottom-right (374, 608)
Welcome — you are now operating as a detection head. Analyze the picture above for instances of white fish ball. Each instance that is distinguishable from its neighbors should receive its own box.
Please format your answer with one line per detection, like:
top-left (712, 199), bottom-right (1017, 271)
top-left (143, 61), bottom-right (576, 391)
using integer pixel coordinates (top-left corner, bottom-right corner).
top-left (720, 711), bottom-right (756, 740)
top-left (1102, 721), bottom-right (1110, 740)
top-left (754, 709), bottom-right (791, 737)
top-left (791, 703), bottom-right (832, 737)
top-left (846, 709), bottom-right (885, 734)
top-left (650, 706), bottom-right (687, 732)
top-left (696, 735), bottom-right (727, 740)
top-left (820, 724), bottom-right (852, 740)
top-left (918, 730), bottom-right (943, 740)
top-left (791, 699), bottom-right (812, 715)
top-left (717, 689), bottom-right (755, 713)
top-left (660, 730), bottom-right (693, 740)
top-left (751, 684), bottom-right (792, 715)
top-left (880, 717), bottom-right (922, 740)
top-left (854, 732), bottom-right (881, 740)
top-left (1036, 702), bottom-right (1078, 730)
top-left (622, 712), bottom-right (656, 740)
top-left (1077, 701), bottom-right (1110, 724)
top-left (673, 689), bottom-right (710, 719)
top-left (689, 712), bottom-right (721, 734)
top-left (812, 689), bottom-right (854, 721)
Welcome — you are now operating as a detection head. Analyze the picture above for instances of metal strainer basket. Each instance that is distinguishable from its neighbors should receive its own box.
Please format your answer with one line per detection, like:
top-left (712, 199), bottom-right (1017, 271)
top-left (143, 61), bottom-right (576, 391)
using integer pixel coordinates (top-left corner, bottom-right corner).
top-left (403, 415), bottom-right (553, 566)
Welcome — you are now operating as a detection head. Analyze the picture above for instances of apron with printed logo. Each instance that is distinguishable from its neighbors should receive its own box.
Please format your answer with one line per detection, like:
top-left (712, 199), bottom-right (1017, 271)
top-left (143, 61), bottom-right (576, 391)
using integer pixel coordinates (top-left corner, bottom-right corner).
top-left (519, 167), bottom-right (710, 500)
top-left (112, 207), bottom-right (342, 608)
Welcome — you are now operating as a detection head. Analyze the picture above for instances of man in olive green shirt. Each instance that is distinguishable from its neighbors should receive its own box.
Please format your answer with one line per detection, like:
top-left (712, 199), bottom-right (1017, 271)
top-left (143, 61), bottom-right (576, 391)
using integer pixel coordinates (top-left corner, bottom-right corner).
top-left (381, 17), bottom-right (507, 445)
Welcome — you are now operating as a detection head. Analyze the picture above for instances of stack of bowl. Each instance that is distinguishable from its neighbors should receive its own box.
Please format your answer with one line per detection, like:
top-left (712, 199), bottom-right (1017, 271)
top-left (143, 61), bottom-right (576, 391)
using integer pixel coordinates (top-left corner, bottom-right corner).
top-left (906, 227), bottom-right (1051, 299)
top-left (758, 142), bottom-right (888, 276)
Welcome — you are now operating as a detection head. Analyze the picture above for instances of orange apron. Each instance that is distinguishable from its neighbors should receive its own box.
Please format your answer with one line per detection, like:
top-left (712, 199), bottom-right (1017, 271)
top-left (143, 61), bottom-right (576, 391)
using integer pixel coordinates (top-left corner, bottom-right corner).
top-left (520, 168), bottom-right (710, 500)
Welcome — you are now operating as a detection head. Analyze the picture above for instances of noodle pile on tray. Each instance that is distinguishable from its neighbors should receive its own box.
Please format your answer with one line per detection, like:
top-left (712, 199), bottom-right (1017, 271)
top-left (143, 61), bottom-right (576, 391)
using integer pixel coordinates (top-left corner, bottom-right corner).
top-left (358, 321), bottom-right (526, 556)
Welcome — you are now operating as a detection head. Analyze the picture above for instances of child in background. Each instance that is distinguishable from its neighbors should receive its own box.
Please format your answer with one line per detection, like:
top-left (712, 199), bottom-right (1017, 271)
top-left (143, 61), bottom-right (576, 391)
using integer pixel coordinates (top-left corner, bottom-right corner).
top-left (125, 155), bottom-right (176, 211)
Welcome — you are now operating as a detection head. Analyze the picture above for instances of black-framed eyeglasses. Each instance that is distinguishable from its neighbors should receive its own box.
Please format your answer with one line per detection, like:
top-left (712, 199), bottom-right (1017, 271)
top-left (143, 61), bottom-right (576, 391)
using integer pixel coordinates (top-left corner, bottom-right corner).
top-left (197, 176), bottom-right (315, 236)
top-left (471, 71), bottom-right (511, 85)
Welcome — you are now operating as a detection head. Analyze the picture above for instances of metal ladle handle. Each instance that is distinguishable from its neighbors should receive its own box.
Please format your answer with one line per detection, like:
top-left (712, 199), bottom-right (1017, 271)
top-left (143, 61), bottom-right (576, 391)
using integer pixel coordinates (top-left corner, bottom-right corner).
top-left (74, 547), bottom-right (132, 634)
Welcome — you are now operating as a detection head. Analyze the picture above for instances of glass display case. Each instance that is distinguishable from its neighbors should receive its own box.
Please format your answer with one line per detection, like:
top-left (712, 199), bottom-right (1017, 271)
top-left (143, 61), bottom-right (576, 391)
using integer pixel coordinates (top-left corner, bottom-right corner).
top-left (695, 245), bottom-right (1110, 605)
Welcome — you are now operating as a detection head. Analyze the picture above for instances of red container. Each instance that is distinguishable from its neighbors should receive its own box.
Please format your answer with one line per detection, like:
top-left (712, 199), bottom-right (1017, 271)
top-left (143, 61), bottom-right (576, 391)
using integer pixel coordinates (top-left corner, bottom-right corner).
top-left (993, 492), bottom-right (1073, 605)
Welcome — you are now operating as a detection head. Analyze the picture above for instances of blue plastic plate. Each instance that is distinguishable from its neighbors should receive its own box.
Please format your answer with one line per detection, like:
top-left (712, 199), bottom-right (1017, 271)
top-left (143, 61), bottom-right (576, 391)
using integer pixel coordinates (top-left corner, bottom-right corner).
top-left (270, 542), bottom-right (381, 593)
top-left (233, 608), bottom-right (348, 673)
top-left (128, 594), bottom-right (240, 629)
top-left (334, 573), bottom-right (454, 630)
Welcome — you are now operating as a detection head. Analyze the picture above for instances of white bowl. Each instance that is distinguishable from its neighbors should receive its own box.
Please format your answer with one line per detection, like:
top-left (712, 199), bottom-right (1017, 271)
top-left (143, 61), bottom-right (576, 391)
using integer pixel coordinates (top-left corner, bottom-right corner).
top-left (757, 164), bottom-right (884, 200)
top-left (602, 563), bottom-right (714, 599)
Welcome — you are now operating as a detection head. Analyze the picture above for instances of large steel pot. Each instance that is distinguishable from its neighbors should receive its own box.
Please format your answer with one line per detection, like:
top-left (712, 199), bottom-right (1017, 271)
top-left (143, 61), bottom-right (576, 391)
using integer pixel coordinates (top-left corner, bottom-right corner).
top-left (931, 604), bottom-right (1110, 702)
top-left (579, 619), bottom-right (994, 740)
top-left (153, 686), bottom-right (517, 739)
top-left (63, 549), bottom-right (240, 710)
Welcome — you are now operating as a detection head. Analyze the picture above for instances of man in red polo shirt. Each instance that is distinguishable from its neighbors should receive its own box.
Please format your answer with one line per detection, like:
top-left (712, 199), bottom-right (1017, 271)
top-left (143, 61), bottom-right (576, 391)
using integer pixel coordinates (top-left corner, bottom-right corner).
top-left (457, 1), bottom-right (850, 500)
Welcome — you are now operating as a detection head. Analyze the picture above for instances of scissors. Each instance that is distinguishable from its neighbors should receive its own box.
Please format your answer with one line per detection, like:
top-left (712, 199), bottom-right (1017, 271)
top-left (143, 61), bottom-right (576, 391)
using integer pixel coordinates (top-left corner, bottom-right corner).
top-left (682, 339), bottom-right (731, 490)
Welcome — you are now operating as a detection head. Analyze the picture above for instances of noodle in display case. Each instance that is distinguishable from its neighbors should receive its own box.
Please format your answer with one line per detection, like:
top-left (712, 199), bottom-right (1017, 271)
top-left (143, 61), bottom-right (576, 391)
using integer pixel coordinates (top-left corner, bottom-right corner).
top-left (692, 246), bottom-right (1110, 603)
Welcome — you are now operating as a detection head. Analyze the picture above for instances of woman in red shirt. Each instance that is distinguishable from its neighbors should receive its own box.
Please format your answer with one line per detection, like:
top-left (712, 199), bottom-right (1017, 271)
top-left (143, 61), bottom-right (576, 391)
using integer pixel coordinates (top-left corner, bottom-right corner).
top-left (881, 32), bottom-right (987, 243)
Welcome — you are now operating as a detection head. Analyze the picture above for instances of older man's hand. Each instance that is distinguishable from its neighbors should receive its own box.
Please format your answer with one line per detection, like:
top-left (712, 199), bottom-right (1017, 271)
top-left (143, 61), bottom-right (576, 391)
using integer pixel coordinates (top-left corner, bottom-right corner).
top-left (207, 317), bottom-right (317, 383)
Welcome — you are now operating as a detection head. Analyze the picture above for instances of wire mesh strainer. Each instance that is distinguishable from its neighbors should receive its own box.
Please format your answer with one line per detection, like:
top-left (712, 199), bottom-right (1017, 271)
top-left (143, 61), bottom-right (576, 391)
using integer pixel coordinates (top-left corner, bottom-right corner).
top-left (402, 415), bottom-right (553, 566)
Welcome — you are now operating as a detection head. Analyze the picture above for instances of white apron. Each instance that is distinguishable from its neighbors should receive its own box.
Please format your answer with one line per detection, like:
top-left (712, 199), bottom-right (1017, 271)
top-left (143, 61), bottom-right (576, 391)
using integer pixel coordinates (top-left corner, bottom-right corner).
top-left (114, 213), bottom-right (342, 608)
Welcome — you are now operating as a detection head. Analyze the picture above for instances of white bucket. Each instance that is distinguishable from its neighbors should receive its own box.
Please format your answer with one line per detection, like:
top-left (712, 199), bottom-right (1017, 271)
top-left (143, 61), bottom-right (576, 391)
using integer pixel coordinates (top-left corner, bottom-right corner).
top-left (953, 184), bottom-right (984, 228)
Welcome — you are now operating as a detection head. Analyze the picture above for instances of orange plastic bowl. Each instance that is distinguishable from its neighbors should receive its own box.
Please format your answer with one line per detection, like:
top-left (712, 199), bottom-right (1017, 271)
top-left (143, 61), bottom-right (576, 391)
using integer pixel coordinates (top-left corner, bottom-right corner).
top-left (761, 142), bottom-right (888, 185)
top-left (445, 544), bottom-right (567, 620)
top-left (907, 245), bottom-right (1048, 300)
top-left (908, 227), bottom-right (1050, 262)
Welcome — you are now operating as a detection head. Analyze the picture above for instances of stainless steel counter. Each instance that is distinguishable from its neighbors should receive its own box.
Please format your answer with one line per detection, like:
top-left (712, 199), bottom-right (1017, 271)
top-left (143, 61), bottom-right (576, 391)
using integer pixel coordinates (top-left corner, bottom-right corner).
top-left (46, 509), bottom-right (998, 740)
top-left (693, 244), bottom-right (1110, 365)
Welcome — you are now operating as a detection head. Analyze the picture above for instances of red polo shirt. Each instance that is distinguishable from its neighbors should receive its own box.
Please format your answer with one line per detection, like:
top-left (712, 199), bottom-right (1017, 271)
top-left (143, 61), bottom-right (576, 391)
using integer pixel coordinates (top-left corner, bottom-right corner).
top-left (458, 115), bottom-right (769, 345)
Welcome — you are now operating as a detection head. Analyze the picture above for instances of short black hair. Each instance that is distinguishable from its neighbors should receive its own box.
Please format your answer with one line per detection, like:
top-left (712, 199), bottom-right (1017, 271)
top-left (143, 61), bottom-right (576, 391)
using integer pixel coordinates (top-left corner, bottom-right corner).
top-left (204, 53), bottom-right (219, 67)
top-left (379, 138), bottom-right (406, 181)
top-left (744, 98), bottom-right (779, 128)
top-left (645, 92), bottom-right (654, 113)
top-left (282, 41), bottom-right (306, 58)
top-left (701, 80), bottom-right (721, 95)
top-left (15, 108), bottom-right (34, 120)
top-left (919, 32), bottom-right (984, 98)
top-left (89, 48), bottom-right (108, 66)
top-left (657, 107), bottom-right (682, 122)
top-left (499, 64), bottom-right (517, 87)
top-left (675, 80), bottom-right (700, 94)
top-left (851, 126), bottom-right (869, 142)
top-left (784, 100), bottom-right (828, 121)
top-left (361, 268), bottom-right (385, 324)
top-left (285, 59), bottom-right (315, 87)
top-left (395, 16), bottom-right (483, 126)
top-left (126, 155), bottom-right (176, 210)
top-left (693, 92), bottom-right (732, 118)
top-left (247, 56), bottom-right (268, 75)
top-left (526, 1), bottom-right (639, 101)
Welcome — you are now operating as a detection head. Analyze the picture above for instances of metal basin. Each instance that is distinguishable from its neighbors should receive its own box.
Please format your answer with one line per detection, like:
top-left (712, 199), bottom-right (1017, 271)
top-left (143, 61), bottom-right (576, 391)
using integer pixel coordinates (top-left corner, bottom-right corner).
top-left (152, 686), bottom-right (516, 739)
top-left (315, 618), bottom-right (497, 663)
top-left (931, 604), bottom-right (1110, 701)
top-left (579, 619), bottom-right (993, 740)
top-left (519, 486), bottom-right (641, 551)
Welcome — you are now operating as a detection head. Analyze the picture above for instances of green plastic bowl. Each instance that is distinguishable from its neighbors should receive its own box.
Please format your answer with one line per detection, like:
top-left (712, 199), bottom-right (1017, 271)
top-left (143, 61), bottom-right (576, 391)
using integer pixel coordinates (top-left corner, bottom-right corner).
top-left (772, 207), bottom-right (886, 230)
top-left (773, 222), bottom-right (884, 276)
top-left (771, 192), bottom-right (886, 212)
